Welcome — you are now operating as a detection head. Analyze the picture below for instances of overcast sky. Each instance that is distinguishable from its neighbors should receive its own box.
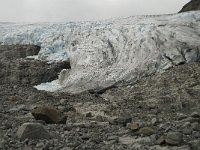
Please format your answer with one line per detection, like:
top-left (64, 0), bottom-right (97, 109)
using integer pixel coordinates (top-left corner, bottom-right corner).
top-left (0, 0), bottom-right (190, 22)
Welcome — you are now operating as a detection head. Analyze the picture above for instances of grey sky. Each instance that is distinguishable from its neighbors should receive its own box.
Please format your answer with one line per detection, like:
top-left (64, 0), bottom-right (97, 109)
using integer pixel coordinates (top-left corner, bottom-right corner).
top-left (0, 0), bottom-right (190, 22)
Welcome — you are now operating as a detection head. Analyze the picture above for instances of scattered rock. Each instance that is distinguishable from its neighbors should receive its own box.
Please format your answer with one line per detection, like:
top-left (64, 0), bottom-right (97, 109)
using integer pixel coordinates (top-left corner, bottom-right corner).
top-left (0, 140), bottom-right (5, 149)
top-left (110, 115), bottom-right (132, 126)
top-left (31, 106), bottom-right (66, 124)
top-left (127, 122), bottom-right (140, 131)
top-left (138, 127), bottom-right (156, 136)
top-left (23, 146), bottom-right (33, 150)
top-left (183, 127), bottom-right (192, 135)
top-left (36, 142), bottom-right (45, 148)
top-left (119, 136), bottom-right (136, 145)
top-left (61, 147), bottom-right (73, 150)
top-left (191, 112), bottom-right (200, 118)
top-left (85, 112), bottom-right (92, 118)
top-left (156, 135), bottom-right (165, 145)
top-left (191, 122), bottom-right (200, 131)
top-left (165, 132), bottom-right (183, 145)
top-left (180, 117), bottom-right (200, 123)
top-left (151, 118), bottom-right (157, 125)
top-left (189, 140), bottom-right (200, 150)
top-left (17, 123), bottom-right (50, 140)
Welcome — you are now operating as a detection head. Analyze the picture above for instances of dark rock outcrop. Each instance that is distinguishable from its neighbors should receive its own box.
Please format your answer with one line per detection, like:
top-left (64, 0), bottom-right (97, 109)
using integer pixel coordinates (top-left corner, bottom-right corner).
top-left (179, 0), bottom-right (200, 13)
top-left (0, 45), bottom-right (71, 85)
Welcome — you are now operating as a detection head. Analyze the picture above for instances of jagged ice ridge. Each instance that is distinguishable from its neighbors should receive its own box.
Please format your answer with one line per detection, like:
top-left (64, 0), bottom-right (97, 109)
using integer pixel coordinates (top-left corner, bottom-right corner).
top-left (0, 11), bottom-right (200, 93)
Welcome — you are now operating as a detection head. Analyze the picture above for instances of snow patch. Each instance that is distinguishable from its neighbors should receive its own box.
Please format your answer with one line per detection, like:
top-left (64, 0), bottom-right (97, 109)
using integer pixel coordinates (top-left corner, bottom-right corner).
top-left (34, 80), bottom-right (62, 92)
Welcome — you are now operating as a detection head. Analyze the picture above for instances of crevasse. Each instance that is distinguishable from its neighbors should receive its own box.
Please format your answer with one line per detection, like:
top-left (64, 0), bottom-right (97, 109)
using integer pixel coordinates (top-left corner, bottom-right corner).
top-left (0, 11), bottom-right (200, 93)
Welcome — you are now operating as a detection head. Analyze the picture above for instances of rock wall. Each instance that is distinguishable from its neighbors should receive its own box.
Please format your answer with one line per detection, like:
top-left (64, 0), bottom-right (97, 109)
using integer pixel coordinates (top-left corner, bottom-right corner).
top-left (0, 45), bottom-right (70, 85)
top-left (179, 0), bottom-right (200, 13)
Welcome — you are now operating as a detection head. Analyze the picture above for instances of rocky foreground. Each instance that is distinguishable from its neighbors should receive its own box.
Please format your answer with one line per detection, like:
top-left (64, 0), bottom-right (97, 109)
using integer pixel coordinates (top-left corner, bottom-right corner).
top-left (0, 45), bottom-right (200, 150)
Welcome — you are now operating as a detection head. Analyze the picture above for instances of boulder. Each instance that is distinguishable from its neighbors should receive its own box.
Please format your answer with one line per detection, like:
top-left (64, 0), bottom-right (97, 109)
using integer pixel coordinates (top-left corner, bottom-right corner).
top-left (31, 106), bottom-right (67, 124)
top-left (17, 123), bottom-right (50, 140)
top-left (138, 127), bottom-right (156, 136)
top-left (127, 122), bottom-right (140, 131)
top-left (190, 140), bottom-right (200, 150)
top-left (110, 115), bottom-right (132, 126)
top-left (165, 132), bottom-right (183, 145)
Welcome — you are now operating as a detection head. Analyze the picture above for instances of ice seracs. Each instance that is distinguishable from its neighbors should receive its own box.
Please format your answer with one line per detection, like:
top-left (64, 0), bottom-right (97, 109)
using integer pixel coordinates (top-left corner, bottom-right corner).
top-left (0, 11), bottom-right (200, 93)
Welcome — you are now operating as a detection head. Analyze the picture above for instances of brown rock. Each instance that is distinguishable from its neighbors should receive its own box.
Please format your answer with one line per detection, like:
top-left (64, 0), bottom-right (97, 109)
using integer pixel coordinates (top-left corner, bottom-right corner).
top-left (138, 127), bottom-right (156, 136)
top-left (127, 122), bottom-right (140, 131)
top-left (31, 106), bottom-right (66, 124)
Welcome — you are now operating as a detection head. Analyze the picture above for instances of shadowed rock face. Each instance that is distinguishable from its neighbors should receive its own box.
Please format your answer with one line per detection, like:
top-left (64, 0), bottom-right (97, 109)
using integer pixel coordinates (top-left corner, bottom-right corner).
top-left (179, 0), bottom-right (200, 13)
top-left (0, 45), bottom-right (71, 85)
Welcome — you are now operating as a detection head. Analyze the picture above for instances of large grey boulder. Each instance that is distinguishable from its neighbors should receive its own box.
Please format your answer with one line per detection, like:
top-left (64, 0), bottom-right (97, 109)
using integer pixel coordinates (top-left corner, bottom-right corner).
top-left (165, 132), bottom-right (183, 146)
top-left (17, 123), bottom-right (50, 140)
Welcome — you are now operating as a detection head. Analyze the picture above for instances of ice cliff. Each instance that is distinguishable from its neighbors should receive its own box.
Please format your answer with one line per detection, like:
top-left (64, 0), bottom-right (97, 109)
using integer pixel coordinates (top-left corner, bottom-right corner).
top-left (0, 11), bottom-right (200, 93)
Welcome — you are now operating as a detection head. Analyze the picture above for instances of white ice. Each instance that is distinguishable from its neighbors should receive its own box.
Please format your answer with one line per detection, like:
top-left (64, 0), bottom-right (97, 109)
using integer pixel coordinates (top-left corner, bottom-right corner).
top-left (0, 11), bottom-right (200, 93)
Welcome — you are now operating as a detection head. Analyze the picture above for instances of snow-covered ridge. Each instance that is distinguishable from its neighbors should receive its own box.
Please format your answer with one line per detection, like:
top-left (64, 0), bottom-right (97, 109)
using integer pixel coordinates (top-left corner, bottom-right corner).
top-left (0, 11), bottom-right (200, 93)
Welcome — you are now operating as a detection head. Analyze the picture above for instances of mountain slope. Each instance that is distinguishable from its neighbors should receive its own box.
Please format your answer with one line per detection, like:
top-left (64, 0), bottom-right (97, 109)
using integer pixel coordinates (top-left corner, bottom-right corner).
top-left (0, 12), bottom-right (200, 93)
top-left (179, 0), bottom-right (200, 13)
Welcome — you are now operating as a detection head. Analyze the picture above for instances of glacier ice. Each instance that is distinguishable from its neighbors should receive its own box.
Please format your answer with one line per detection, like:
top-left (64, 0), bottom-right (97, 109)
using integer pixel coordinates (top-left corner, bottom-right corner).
top-left (0, 11), bottom-right (200, 93)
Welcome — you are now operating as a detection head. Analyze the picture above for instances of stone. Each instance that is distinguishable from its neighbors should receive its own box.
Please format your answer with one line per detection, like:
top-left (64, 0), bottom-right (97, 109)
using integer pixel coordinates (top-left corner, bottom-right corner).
top-left (150, 145), bottom-right (171, 150)
top-left (60, 99), bottom-right (67, 104)
top-left (85, 112), bottom-right (92, 118)
top-left (138, 127), bottom-right (156, 136)
top-left (23, 146), bottom-right (33, 150)
top-left (191, 122), bottom-right (200, 131)
top-left (119, 136), bottom-right (137, 145)
top-left (183, 127), bottom-right (192, 135)
top-left (165, 132), bottom-right (183, 145)
top-left (189, 140), bottom-right (200, 150)
top-left (107, 136), bottom-right (119, 141)
top-left (61, 147), bottom-right (73, 150)
top-left (17, 123), bottom-right (50, 140)
top-left (151, 118), bottom-right (157, 125)
top-left (180, 117), bottom-right (200, 123)
top-left (193, 131), bottom-right (200, 138)
top-left (150, 134), bottom-right (157, 145)
top-left (31, 106), bottom-right (66, 124)
top-left (36, 142), bottom-right (45, 147)
top-left (191, 112), bottom-right (200, 118)
top-left (177, 113), bottom-right (188, 120)
top-left (156, 135), bottom-right (165, 145)
top-left (81, 135), bottom-right (90, 141)
top-left (95, 115), bottom-right (104, 122)
top-left (111, 116), bottom-right (132, 126)
top-left (127, 122), bottom-right (140, 131)
top-left (0, 140), bottom-right (5, 149)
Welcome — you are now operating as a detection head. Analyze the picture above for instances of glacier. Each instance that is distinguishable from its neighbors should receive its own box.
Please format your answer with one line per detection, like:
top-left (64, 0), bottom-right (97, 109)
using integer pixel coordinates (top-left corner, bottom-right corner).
top-left (0, 11), bottom-right (200, 93)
